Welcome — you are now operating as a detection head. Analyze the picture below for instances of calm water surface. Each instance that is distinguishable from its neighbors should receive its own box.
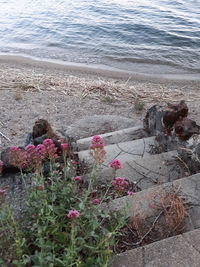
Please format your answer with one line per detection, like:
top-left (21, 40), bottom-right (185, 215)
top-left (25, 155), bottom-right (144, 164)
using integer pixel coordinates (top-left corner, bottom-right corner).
top-left (0, 0), bottom-right (200, 74)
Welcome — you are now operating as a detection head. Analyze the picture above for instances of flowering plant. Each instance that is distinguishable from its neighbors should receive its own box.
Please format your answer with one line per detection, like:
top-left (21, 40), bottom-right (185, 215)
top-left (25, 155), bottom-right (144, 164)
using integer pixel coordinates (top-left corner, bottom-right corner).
top-left (0, 135), bottom-right (126, 266)
top-left (109, 159), bottom-right (122, 170)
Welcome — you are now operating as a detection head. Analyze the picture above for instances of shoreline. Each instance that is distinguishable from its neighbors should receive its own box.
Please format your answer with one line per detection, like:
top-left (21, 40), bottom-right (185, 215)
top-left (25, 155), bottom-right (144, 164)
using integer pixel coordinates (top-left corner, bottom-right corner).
top-left (0, 54), bottom-right (200, 83)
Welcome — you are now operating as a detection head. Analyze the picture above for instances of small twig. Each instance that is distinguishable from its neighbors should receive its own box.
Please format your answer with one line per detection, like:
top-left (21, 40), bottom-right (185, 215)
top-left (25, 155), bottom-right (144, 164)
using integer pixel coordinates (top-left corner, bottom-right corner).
top-left (0, 131), bottom-right (11, 142)
top-left (126, 223), bottom-right (137, 237)
top-left (129, 159), bottom-right (166, 177)
top-left (140, 138), bottom-right (146, 157)
top-left (126, 162), bottom-right (158, 184)
top-left (175, 155), bottom-right (191, 175)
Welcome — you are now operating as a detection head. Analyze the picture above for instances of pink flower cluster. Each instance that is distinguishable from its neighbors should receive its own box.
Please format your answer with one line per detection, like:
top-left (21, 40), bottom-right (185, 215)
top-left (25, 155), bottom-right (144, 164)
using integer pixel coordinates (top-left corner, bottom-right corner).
top-left (9, 139), bottom-right (58, 171)
top-left (90, 135), bottom-right (106, 164)
top-left (67, 210), bottom-right (80, 219)
top-left (43, 139), bottom-right (58, 159)
top-left (61, 143), bottom-right (69, 156)
top-left (109, 159), bottom-right (122, 170)
top-left (90, 135), bottom-right (104, 150)
top-left (10, 146), bottom-right (28, 169)
top-left (25, 144), bottom-right (45, 170)
top-left (91, 198), bottom-right (100, 205)
top-left (71, 160), bottom-right (78, 165)
top-left (127, 191), bottom-right (134, 196)
top-left (72, 176), bottom-right (82, 182)
top-left (112, 177), bottom-right (129, 191)
top-left (0, 160), bottom-right (3, 175)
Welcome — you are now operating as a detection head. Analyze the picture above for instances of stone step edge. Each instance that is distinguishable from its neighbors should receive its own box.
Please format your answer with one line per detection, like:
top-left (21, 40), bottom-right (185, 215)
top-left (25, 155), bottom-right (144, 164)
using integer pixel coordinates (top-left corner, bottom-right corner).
top-left (83, 149), bottom-right (179, 183)
top-left (76, 125), bottom-right (146, 151)
top-left (105, 172), bottom-right (200, 225)
top-left (78, 136), bottom-right (156, 166)
top-left (110, 228), bottom-right (200, 267)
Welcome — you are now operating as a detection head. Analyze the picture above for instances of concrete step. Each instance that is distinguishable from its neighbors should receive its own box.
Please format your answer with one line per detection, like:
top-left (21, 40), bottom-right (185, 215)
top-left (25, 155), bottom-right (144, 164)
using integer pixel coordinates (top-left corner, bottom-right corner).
top-left (94, 150), bottom-right (186, 191)
top-left (76, 126), bottom-right (146, 151)
top-left (107, 173), bottom-right (200, 230)
top-left (78, 136), bottom-right (156, 166)
top-left (110, 228), bottom-right (200, 267)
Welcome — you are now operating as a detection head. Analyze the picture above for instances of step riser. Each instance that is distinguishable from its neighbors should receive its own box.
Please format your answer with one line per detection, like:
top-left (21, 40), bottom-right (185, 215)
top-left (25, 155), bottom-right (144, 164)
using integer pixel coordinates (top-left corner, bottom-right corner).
top-left (110, 228), bottom-right (200, 267)
top-left (77, 126), bottom-right (146, 151)
top-left (92, 151), bottom-right (185, 191)
top-left (78, 136), bottom-right (156, 166)
top-left (107, 173), bottom-right (200, 231)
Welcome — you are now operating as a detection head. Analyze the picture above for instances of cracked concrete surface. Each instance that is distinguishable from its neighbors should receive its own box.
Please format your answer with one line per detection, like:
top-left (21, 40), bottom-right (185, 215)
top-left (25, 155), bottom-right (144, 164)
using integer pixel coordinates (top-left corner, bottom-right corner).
top-left (110, 229), bottom-right (200, 267)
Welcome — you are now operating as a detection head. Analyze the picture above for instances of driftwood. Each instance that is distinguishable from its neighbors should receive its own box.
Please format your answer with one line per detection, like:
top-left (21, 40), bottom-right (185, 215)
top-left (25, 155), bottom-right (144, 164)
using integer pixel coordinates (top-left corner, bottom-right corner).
top-left (143, 101), bottom-right (191, 138)
top-left (143, 101), bottom-right (200, 173)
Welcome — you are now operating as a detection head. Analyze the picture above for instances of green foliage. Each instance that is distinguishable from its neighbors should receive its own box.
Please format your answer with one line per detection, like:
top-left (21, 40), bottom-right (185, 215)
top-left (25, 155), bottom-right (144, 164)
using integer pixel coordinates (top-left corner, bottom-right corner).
top-left (0, 158), bottom-right (126, 266)
top-left (134, 98), bottom-right (145, 112)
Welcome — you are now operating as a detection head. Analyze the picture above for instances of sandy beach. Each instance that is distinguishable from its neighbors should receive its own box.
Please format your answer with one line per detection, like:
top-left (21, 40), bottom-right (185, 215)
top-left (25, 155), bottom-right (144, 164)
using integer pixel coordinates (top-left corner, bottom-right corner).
top-left (0, 55), bottom-right (200, 150)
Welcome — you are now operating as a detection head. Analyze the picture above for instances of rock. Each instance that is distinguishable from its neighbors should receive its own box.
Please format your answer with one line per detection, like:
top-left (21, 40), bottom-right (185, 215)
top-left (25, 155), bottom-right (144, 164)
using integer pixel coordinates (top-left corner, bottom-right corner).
top-left (65, 115), bottom-right (136, 140)
top-left (0, 173), bottom-right (31, 219)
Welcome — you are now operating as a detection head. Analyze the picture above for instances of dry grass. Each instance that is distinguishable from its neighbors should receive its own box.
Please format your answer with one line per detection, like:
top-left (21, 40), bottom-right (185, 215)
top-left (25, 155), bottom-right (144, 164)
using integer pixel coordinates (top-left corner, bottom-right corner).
top-left (115, 188), bottom-right (187, 253)
top-left (14, 90), bottom-right (22, 101)
top-left (153, 190), bottom-right (186, 233)
top-left (0, 65), bottom-right (199, 105)
top-left (134, 98), bottom-right (145, 112)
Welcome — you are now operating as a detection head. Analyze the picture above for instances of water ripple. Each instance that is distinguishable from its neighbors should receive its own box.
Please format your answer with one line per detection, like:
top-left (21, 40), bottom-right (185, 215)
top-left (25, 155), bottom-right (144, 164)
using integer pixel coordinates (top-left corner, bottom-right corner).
top-left (0, 0), bottom-right (199, 72)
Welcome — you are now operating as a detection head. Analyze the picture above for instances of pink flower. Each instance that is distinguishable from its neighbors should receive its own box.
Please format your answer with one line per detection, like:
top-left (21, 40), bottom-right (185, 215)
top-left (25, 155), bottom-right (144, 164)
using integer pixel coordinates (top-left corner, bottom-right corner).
top-left (35, 144), bottom-right (46, 155)
top-left (90, 135), bottom-right (106, 164)
top-left (42, 139), bottom-right (58, 159)
top-left (0, 160), bottom-right (3, 175)
top-left (25, 144), bottom-right (45, 171)
top-left (127, 191), bottom-right (134, 196)
top-left (109, 159), bottom-right (122, 170)
top-left (43, 139), bottom-right (54, 146)
top-left (90, 135), bottom-right (104, 150)
top-left (92, 135), bottom-right (103, 143)
top-left (112, 177), bottom-right (129, 191)
top-left (67, 210), bottom-right (80, 219)
top-left (72, 176), bottom-right (82, 182)
top-left (61, 143), bottom-right (69, 152)
top-left (9, 147), bottom-right (27, 169)
top-left (71, 160), bottom-right (78, 165)
top-left (92, 198), bottom-right (100, 205)
top-left (90, 143), bottom-right (104, 149)
top-left (10, 146), bottom-right (18, 152)
top-left (25, 144), bottom-right (35, 151)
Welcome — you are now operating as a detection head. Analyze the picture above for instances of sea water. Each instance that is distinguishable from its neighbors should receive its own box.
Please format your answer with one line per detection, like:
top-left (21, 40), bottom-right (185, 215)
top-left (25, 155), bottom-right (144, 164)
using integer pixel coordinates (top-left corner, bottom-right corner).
top-left (0, 0), bottom-right (199, 74)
